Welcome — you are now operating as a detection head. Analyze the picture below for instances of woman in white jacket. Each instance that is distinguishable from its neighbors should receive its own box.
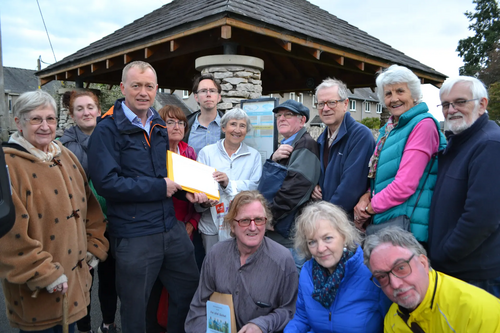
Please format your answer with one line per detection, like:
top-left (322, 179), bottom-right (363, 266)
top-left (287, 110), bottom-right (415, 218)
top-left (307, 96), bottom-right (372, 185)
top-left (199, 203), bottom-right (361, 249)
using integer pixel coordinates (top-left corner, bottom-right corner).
top-left (197, 107), bottom-right (262, 253)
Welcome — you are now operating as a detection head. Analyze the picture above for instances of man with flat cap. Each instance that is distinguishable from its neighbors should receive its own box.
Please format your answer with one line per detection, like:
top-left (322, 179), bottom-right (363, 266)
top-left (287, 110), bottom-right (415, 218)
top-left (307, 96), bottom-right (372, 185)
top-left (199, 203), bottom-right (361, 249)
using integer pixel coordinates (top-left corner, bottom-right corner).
top-left (260, 99), bottom-right (320, 269)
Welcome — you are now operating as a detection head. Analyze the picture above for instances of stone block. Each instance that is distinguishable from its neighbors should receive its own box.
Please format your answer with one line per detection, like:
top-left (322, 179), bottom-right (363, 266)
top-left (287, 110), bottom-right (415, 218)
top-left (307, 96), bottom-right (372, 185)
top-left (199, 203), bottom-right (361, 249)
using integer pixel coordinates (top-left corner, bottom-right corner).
top-left (249, 79), bottom-right (262, 85)
top-left (221, 83), bottom-right (233, 91)
top-left (249, 93), bottom-right (261, 99)
top-left (217, 102), bottom-right (234, 110)
top-left (254, 85), bottom-right (263, 93)
top-left (237, 83), bottom-right (256, 92)
top-left (223, 98), bottom-right (244, 104)
top-left (223, 77), bottom-right (247, 85)
top-left (234, 71), bottom-right (254, 78)
top-left (251, 73), bottom-right (261, 80)
top-left (223, 90), bottom-right (250, 98)
top-left (225, 66), bottom-right (245, 72)
top-left (214, 72), bottom-right (233, 79)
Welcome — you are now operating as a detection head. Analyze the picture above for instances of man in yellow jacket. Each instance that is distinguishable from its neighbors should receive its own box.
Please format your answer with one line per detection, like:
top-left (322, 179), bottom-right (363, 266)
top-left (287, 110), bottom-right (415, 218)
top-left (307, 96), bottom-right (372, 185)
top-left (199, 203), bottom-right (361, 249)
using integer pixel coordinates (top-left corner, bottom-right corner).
top-left (363, 227), bottom-right (500, 332)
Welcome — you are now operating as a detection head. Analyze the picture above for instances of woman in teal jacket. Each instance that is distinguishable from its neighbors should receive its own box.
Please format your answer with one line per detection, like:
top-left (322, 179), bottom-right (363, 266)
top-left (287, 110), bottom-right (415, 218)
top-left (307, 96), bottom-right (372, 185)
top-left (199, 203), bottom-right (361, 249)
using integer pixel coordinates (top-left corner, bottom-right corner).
top-left (353, 65), bottom-right (446, 243)
top-left (285, 201), bottom-right (391, 332)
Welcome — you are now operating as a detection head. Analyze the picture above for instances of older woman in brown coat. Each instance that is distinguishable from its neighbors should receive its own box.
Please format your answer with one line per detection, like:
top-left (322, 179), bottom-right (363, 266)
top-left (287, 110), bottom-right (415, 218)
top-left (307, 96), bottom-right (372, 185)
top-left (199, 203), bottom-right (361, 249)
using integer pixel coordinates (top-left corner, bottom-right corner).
top-left (0, 90), bottom-right (109, 332)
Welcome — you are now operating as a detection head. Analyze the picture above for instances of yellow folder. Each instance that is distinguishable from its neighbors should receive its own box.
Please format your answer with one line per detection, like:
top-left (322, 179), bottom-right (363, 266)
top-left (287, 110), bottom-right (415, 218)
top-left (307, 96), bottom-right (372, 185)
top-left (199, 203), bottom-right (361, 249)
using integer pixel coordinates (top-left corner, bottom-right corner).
top-left (167, 150), bottom-right (220, 201)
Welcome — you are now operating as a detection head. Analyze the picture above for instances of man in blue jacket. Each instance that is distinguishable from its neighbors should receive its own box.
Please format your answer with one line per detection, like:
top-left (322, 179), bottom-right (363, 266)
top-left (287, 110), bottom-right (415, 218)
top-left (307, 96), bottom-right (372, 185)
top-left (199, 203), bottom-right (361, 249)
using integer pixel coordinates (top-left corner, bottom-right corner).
top-left (428, 76), bottom-right (500, 297)
top-left (311, 78), bottom-right (375, 216)
top-left (88, 61), bottom-right (206, 333)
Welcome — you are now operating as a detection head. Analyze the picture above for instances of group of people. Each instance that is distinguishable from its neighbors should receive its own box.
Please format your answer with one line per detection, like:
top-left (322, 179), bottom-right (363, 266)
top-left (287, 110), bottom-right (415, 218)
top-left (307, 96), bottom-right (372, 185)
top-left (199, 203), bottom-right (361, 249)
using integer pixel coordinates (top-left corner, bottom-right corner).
top-left (1, 59), bottom-right (499, 333)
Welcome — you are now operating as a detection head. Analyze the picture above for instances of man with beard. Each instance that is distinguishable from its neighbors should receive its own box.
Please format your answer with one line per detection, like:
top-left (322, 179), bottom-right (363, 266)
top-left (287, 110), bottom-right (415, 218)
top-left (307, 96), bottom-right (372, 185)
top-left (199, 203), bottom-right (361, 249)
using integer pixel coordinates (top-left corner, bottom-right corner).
top-left (364, 228), bottom-right (500, 332)
top-left (428, 76), bottom-right (500, 297)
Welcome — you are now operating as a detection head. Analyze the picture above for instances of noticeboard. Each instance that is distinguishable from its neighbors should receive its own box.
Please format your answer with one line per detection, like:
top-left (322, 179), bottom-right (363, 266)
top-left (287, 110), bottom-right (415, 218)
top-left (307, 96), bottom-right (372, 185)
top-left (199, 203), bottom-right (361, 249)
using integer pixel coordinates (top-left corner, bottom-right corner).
top-left (240, 97), bottom-right (279, 164)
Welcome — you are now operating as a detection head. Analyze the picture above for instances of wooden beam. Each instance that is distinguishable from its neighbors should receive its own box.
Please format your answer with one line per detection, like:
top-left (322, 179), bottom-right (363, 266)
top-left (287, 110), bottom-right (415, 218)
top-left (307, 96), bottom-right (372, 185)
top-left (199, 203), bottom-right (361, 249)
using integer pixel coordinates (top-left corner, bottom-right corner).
top-left (56, 73), bottom-right (65, 81)
top-left (307, 49), bottom-right (321, 60)
top-left (40, 77), bottom-right (53, 85)
top-left (170, 40), bottom-right (179, 52)
top-left (77, 67), bottom-right (85, 76)
top-left (421, 78), bottom-right (425, 84)
top-left (221, 25), bottom-right (232, 39)
top-left (145, 47), bottom-right (153, 59)
top-left (357, 61), bottom-right (365, 71)
top-left (84, 82), bottom-right (91, 89)
top-left (91, 63), bottom-right (99, 73)
top-left (333, 55), bottom-right (344, 66)
top-left (275, 39), bottom-right (292, 52)
top-left (124, 54), bottom-right (132, 64)
top-left (65, 71), bottom-right (74, 80)
top-left (108, 85), bottom-right (114, 90)
top-left (106, 59), bottom-right (114, 69)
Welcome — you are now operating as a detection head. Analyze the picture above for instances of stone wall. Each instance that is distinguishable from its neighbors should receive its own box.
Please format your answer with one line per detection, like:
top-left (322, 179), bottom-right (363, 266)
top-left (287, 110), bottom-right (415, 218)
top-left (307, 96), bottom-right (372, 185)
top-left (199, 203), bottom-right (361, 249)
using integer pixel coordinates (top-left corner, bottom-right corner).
top-left (200, 66), bottom-right (263, 110)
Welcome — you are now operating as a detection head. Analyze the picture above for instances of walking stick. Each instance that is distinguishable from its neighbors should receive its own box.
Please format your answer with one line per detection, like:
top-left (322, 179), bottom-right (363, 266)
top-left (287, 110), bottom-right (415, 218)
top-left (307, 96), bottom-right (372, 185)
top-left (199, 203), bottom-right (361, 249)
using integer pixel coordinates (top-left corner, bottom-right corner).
top-left (62, 292), bottom-right (69, 333)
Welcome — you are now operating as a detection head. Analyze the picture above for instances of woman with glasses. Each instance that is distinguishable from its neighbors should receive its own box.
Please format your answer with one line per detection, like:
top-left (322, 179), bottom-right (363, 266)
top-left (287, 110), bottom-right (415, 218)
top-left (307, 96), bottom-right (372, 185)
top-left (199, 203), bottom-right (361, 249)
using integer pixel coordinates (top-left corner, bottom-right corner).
top-left (186, 190), bottom-right (298, 332)
top-left (196, 107), bottom-right (262, 254)
top-left (285, 201), bottom-right (391, 333)
top-left (353, 65), bottom-right (446, 245)
top-left (60, 90), bottom-right (120, 333)
top-left (146, 105), bottom-right (202, 333)
top-left (0, 90), bottom-right (109, 333)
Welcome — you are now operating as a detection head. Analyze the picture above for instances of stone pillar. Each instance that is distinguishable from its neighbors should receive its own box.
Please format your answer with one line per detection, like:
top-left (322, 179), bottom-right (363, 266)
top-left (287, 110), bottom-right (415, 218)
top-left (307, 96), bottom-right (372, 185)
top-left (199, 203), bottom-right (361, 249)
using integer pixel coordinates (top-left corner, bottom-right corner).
top-left (195, 55), bottom-right (264, 111)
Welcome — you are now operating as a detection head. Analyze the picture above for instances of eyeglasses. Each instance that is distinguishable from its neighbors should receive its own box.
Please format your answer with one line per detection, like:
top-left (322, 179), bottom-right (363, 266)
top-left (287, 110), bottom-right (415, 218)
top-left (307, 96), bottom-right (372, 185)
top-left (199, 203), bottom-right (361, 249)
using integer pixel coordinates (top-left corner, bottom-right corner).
top-left (275, 111), bottom-right (299, 119)
top-left (370, 254), bottom-right (415, 288)
top-left (24, 116), bottom-right (58, 125)
top-left (196, 89), bottom-right (219, 95)
top-left (317, 99), bottom-right (345, 109)
top-left (166, 120), bottom-right (186, 128)
top-left (233, 217), bottom-right (267, 227)
top-left (437, 99), bottom-right (478, 110)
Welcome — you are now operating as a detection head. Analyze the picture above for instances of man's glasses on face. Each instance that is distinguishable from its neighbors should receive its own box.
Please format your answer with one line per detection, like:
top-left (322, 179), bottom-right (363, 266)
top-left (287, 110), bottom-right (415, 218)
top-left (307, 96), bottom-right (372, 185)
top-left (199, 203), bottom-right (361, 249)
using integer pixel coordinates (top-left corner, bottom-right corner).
top-left (316, 99), bottom-right (345, 109)
top-left (371, 254), bottom-right (415, 288)
top-left (196, 89), bottom-right (219, 95)
top-left (437, 98), bottom-right (478, 110)
top-left (234, 217), bottom-right (267, 227)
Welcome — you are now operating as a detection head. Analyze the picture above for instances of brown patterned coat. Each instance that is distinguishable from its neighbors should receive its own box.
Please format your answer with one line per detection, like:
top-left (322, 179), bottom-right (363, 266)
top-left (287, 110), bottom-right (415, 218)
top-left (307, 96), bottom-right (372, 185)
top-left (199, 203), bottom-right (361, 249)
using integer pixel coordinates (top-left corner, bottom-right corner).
top-left (0, 141), bottom-right (109, 331)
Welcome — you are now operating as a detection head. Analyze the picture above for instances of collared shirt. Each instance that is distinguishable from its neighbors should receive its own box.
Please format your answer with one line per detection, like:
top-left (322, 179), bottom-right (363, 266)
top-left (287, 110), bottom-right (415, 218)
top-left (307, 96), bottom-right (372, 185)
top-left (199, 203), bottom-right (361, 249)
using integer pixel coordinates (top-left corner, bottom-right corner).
top-left (281, 131), bottom-right (299, 145)
top-left (188, 113), bottom-right (222, 155)
top-left (327, 126), bottom-right (341, 147)
top-left (121, 101), bottom-right (154, 133)
top-left (185, 237), bottom-right (298, 332)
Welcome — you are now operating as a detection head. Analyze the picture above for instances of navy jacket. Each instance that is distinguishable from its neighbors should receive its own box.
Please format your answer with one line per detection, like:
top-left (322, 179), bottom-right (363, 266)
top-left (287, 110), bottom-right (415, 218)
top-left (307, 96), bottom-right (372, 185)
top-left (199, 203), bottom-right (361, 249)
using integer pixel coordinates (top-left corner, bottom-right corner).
top-left (88, 98), bottom-right (178, 238)
top-left (318, 112), bottom-right (375, 215)
top-left (428, 114), bottom-right (500, 280)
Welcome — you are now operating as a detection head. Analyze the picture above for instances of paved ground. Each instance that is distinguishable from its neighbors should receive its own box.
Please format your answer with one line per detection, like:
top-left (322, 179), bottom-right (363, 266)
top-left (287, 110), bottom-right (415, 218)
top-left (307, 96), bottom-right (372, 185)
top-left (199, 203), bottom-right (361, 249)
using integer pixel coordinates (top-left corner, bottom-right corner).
top-left (0, 271), bottom-right (121, 332)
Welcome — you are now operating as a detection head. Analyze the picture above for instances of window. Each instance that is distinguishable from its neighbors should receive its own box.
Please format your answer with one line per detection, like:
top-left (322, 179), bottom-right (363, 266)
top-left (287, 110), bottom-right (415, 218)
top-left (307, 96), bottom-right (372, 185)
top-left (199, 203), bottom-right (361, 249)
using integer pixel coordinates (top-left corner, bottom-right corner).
top-left (349, 100), bottom-right (356, 111)
top-left (365, 101), bottom-right (371, 113)
top-left (376, 103), bottom-right (383, 114)
top-left (8, 96), bottom-right (12, 113)
top-left (182, 90), bottom-right (189, 99)
top-left (296, 93), bottom-right (303, 104)
top-left (289, 92), bottom-right (296, 100)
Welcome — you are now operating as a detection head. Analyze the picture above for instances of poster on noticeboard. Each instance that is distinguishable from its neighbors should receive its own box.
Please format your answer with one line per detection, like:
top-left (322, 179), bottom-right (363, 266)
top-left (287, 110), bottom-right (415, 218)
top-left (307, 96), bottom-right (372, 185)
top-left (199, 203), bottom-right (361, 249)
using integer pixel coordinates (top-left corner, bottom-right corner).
top-left (240, 97), bottom-right (279, 165)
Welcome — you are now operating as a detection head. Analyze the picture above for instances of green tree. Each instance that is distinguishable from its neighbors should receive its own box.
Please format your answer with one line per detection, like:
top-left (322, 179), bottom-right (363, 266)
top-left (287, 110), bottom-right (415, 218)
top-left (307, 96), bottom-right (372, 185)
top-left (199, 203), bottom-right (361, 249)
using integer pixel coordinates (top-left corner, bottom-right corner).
top-left (457, 0), bottom-right (500, 76)
top-left (88, 83), bottom-right (122, 113)
top-left (359, 117), bottom-right (380, 130)
top-left (488, 82), bottom-right (500, 124)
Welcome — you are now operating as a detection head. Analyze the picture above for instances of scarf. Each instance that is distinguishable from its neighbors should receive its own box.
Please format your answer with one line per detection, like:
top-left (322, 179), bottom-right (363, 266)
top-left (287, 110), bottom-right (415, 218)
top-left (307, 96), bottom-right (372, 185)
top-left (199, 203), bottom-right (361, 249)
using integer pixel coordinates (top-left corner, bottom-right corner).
top-left (9, 131), bottom-right (61, 161)
top-left (368, 116), bottom-right (398, 179)
top-left (312, 248), bottom-right (355, 308)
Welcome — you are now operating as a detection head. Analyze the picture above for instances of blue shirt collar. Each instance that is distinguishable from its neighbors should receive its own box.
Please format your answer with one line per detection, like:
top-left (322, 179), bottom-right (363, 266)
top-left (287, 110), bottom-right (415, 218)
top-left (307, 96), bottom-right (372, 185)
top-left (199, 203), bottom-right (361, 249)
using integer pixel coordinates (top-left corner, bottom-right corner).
top-left (281, 131), bottom-right (299, 145)
top-left (121, 101), bottom-right (154, 132)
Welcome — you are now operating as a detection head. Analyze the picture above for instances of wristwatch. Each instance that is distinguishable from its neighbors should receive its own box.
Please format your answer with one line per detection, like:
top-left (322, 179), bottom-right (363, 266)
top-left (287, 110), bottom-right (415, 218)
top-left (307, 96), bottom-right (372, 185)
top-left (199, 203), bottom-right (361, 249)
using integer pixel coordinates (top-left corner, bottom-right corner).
top-left (365, 206), bottom-right (374, 215)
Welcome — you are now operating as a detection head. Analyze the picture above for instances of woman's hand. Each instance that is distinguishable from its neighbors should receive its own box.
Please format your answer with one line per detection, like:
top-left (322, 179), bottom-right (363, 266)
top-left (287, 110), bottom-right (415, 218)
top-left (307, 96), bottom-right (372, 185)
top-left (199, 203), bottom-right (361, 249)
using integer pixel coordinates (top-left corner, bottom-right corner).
top-left (238, 323), bottom-right (262, 333)
top-left (311, 185), bottom-right (322, 200)
top-left (354, 192), bottom-right (372, 230)
top-left (213, 171), bottom-right (229, 188)
top-left (185, 222), bottom-right (194, 237)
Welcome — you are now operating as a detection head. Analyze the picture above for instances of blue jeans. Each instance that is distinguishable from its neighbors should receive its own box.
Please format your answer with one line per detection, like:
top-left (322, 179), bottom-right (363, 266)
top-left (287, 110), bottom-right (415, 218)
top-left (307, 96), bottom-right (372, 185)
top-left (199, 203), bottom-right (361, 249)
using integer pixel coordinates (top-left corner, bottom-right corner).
top-left (467, 276), bottom-right (500, 298)
top-left (20, 323), bottom-right (75, 333)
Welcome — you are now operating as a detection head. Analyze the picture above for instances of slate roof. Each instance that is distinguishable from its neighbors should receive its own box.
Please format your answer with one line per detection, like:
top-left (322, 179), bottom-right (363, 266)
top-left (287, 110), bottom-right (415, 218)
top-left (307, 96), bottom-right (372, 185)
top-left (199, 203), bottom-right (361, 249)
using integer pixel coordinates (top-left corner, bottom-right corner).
top-left (348, 87), bottom-right (380, 103)
top-left (38, 0), bottom-right (444, 78)
top-left (4, 66), bottom-right (60, 94)
top-left (155, 92), bottom-right (194, 116)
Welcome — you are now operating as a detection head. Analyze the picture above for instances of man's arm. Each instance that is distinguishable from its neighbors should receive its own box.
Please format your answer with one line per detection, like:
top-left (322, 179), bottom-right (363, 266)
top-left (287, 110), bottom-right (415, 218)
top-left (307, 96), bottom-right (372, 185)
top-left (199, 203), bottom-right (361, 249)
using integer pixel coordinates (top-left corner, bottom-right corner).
top-left (271, 147), bottom-right (320, 221)
top-left (327, 128), bottom-right (374, 212)
top-left (441, 140), bottom-right (500, 261)
top-left (88, 122), bottom-right (167, 202)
